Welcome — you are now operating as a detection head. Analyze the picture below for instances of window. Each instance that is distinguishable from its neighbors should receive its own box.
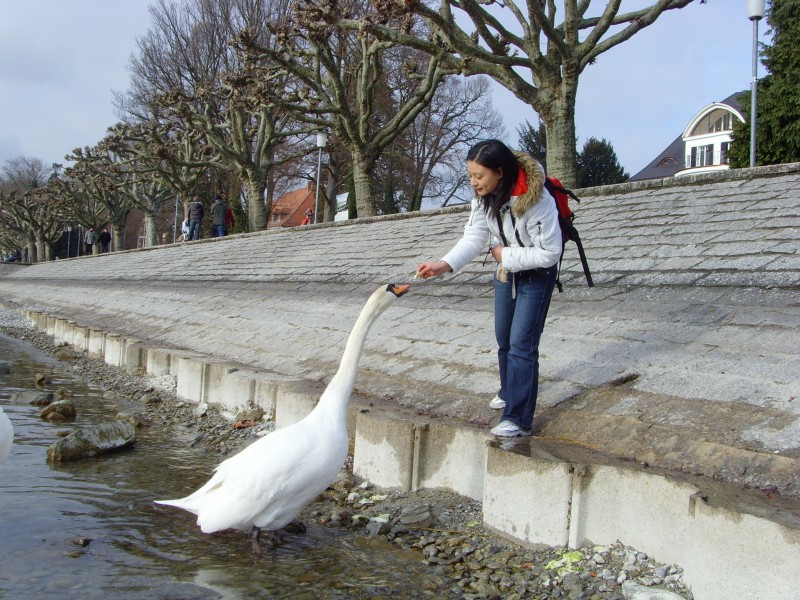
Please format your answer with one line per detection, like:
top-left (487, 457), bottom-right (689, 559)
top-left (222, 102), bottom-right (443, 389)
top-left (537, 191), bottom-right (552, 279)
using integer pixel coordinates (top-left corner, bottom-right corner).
top-left (721, 142), bottom-right (730, 164)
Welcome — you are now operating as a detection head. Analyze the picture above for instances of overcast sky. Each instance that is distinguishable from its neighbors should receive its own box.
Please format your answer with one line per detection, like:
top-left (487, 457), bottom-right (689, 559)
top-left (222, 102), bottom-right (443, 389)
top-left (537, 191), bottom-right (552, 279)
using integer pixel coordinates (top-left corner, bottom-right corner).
top-left (0, 1), bottom-right (771, 178)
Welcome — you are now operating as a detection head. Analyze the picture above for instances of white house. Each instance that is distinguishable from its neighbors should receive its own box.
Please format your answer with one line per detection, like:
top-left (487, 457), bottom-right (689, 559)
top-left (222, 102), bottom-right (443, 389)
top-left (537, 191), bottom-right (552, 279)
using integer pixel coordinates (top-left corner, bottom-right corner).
top-left (630, 92), bottom-right (745, 181)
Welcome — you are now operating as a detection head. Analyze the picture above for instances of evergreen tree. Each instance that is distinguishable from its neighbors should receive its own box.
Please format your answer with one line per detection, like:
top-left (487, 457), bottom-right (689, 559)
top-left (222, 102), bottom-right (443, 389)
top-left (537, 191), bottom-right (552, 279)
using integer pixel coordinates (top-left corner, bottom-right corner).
top-left (517, 120), bottom-right (547, 170)
top-left (729, 1), bottom-right (800, 167)
top-left (576, 138), bottom-right (629, 188)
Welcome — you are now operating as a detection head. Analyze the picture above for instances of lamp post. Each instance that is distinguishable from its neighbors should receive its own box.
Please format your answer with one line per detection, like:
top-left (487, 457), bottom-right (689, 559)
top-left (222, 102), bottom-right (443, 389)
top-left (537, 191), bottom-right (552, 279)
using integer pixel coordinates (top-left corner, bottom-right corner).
top-left (313, 130), bottom-right (328, 224)
top-left (66, 225), bottom-right (72, 258)
top-left (747, 0), bottom-right (766, 169)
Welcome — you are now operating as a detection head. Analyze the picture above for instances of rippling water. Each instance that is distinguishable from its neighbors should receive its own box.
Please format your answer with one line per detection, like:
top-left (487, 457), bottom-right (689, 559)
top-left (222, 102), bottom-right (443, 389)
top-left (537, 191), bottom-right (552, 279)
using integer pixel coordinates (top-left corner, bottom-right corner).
top-left (0, 333), bottom-right (447, 599)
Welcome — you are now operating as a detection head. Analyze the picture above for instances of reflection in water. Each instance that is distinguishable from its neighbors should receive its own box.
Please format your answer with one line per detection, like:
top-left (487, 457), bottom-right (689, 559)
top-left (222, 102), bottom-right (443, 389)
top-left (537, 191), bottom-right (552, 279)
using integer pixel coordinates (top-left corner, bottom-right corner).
top-left (0, 334), bottom-right (446, 599)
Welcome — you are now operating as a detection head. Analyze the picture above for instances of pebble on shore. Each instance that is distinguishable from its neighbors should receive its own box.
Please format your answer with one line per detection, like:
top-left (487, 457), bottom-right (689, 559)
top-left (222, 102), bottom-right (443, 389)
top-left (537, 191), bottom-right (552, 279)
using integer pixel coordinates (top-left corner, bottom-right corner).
top-left (0, 306), bottom-right (693, 599)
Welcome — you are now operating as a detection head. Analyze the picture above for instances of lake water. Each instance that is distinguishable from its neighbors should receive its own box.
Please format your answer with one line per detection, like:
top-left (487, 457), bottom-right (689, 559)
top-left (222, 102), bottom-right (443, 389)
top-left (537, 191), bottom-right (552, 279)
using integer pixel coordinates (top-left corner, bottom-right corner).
top-left (0, 332), bottom-right (448, 599)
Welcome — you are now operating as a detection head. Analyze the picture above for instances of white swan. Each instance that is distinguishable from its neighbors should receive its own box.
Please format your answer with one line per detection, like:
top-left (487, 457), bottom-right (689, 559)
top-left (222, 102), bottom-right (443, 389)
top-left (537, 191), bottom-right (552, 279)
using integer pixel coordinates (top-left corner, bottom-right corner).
top-left (0, 406), bottom-right (13, 467)
top-left (155, 283), bottom-right (410, 554)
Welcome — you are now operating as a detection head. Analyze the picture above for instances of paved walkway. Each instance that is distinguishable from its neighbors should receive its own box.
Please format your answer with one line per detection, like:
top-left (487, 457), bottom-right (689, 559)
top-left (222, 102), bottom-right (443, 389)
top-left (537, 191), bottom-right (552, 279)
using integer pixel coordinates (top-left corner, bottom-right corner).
top-left (2, 163), bottom-right (799, 502)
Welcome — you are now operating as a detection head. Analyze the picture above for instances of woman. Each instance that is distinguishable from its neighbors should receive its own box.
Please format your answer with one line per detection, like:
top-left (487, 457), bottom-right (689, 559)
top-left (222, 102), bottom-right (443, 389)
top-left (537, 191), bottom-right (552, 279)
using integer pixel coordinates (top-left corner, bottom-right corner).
top-left (416, 139), bottom-right (562, 437)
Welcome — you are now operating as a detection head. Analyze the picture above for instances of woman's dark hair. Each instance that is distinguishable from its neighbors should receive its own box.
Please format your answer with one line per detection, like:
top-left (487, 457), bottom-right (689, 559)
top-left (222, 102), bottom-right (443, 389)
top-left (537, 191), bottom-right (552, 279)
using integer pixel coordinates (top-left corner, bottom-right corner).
top-left (467, 139), bottom-right (520, 219)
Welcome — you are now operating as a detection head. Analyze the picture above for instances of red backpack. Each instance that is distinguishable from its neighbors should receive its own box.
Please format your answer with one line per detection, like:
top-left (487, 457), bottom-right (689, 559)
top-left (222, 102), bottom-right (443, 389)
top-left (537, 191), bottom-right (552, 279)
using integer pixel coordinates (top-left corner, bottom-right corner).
top-left (543, 176), bottom-right (594, 293)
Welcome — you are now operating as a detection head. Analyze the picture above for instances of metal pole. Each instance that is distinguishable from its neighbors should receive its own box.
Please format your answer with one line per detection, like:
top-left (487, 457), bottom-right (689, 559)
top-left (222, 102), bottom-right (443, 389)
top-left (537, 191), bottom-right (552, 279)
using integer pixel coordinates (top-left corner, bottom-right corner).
top-left (173, 195), bottom-right (179, 243)
top-left (749, 17), bottom-right (759, 168)
top-left (314, 146), bottom-right (323, 224)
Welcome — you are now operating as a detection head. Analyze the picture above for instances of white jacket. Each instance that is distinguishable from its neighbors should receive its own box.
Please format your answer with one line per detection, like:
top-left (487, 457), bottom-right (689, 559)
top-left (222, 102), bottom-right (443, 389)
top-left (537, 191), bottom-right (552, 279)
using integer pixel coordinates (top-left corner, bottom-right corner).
top-left (441, 154), bottom-right (562, 274)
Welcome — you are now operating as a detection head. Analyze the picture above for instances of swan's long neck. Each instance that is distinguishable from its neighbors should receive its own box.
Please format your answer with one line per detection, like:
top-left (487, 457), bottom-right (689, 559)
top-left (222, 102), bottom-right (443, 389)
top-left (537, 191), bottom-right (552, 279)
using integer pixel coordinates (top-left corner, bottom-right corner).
top-left (313, 294), bottom-right (388, 420)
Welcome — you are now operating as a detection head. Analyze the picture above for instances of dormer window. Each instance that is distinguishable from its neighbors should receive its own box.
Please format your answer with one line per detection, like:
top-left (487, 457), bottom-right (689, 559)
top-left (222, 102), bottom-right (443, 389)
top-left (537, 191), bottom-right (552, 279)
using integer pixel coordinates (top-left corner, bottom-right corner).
top-left (689, 108), bottom-right (734, 137)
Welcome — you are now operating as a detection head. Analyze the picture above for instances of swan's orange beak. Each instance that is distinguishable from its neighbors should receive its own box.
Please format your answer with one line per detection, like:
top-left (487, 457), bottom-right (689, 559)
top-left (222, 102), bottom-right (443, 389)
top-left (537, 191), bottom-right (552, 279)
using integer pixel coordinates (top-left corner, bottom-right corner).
top-left (388, 283), bottom-right (410, 297)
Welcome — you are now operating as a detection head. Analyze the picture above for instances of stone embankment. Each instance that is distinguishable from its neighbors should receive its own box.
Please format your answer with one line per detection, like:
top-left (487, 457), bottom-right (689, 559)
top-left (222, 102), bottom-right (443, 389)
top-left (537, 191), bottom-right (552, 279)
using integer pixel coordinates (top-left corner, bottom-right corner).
top-left (2, 163), bottom-right (800, 599)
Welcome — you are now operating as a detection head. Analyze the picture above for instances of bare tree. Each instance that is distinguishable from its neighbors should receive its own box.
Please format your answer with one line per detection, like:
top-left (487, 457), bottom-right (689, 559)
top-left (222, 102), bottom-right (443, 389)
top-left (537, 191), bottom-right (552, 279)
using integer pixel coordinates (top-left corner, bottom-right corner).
top-left (121, 0), bottom-right (309, 232)
top-left (336, 0), bottom-right (693, 186)
top-left (245, 0), bottom-right (458, 217)
top-left (396, 74), bottom-right (505, 211)
top-left (66, 144), bottom-right (135, 251)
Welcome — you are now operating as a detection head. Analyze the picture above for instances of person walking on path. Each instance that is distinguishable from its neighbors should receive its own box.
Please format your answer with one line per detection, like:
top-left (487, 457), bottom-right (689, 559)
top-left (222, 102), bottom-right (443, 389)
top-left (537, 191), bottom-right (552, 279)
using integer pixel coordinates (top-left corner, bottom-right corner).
top-left (415, 139), bottom-right (562, 438)
top-left (98, 228), bottom-right (111, 253)
top-left (84, 227), bottom-right (96, 255)
top-left (210, 194), bottom-right (227, 238)
top-left (187, 199), bottom-right (205, 241)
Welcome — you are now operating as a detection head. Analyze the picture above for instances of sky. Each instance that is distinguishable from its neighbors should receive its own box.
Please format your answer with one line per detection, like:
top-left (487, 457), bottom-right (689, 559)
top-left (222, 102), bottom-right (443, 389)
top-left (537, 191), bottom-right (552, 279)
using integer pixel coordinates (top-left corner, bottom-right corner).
top-left (0, 1), bottom-right (772, 179)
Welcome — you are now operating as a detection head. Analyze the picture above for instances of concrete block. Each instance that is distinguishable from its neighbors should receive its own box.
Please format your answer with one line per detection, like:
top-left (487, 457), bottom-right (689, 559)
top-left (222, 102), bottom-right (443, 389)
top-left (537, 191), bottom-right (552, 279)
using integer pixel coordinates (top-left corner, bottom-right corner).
top-left (482, 445), bottom-right (573, 547)
top-left (46, 315), bottom-right (56, 337)
top-left (123, 341), bottom-right (145, 373)
top-left (686, 497), bottom-right (800, 600)
top-left (253, 377), bottom-right (280, 420)
top-left (25, 310), bottom-right (38, 326)
top-left (569, 465), bottom-right (800, 600)
top-left (72, 325), bottom-right (89, 351)
top-left (205, 363), bottom-right (253, 416)
top-left (104, 334), bottom-right (124, 367)
top-left (87, 329), bottom-right (105, 359)
top-left (416, 423), bottom-right (488, 501)
top-left (169, 350), bottom-right (204, 377)
top-left (53, 319), bottom-right (67, 344)
top-left (145, 348), bottom-right (172, 376)
top-left (353, 412), bottom-right (416, 490)
top-left (274, 385), bottom-right (318, 428)
top-left (35, 312), bottom-right (47, 330)
top-left (63, 321), bottom-right (77, 346)
top-left (175, 356), bottom-right (206, 404)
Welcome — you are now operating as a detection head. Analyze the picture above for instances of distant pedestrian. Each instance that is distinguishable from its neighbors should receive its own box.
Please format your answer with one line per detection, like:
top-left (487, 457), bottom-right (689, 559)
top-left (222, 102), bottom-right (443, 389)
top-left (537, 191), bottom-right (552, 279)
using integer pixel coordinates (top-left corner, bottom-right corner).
top-left (98, 228), bottom-right (111, 253)
top-left (188, 199), bottom-right (204, 241)
top-left (84, 227), bottom-right (96, 255)
top-left (301, 208), bottom-right (313, 226)
top-left (210, 194), bottom-right (227, 238)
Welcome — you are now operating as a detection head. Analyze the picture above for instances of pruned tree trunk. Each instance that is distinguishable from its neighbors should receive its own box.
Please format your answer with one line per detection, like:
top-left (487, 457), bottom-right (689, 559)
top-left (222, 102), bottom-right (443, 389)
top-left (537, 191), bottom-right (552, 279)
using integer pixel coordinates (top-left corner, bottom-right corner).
top-left (112, 228), bottom-right (124, 252)
top-left (244, 178), bottom-right (267, 231)
top-left (352, 159), bottom-right (376, 218)
top-left (144, 211), bottom-right (159, 247)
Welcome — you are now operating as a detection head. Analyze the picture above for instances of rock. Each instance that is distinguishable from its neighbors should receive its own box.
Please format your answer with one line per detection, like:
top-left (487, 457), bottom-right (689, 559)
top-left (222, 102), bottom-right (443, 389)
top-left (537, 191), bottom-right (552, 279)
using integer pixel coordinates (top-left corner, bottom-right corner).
top-left (621, 581), bottom-right (687, 599)
top-left (40, 399), bottom-right (76, 420)
top-left (34, 373), bottom-right (51, 386)
top-left (366, 520), bottom-right (391, 537)
top-left (399, 503), bottom-right (433, 528)
top-left (235, 406), bottom-right (264, 422)
top-left (11, 390), bottom-right (54, 406)
top-left (0, 359), bottom-right (11, 373)
top-left (55, 350), bottom-right (76, 361)
top-left (47, 420), bottom-right (136, 462)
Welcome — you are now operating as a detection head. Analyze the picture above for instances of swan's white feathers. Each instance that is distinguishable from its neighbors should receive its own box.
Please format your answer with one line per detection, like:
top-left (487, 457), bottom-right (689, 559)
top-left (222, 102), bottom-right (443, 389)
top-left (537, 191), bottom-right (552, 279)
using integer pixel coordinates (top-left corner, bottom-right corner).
top-left (154, 283), bottom-right (408, 537)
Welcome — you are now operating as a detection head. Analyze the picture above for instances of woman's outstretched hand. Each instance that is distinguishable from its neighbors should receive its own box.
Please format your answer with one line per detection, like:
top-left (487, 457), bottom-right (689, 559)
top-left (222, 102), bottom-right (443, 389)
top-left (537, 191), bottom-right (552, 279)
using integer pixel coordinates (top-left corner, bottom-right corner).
top-left (415, 260), bottom-right (452, 279)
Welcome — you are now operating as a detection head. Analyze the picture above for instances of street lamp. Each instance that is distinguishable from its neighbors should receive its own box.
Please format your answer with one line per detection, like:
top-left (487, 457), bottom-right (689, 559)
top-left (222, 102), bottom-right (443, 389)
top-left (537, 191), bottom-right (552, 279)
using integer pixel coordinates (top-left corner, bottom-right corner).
top-left (66, 225), bottom-right (72, 258)
top-left (313, 130), bottom-right (328, 224)
top-left (747, 0), bottom-right (766, 168)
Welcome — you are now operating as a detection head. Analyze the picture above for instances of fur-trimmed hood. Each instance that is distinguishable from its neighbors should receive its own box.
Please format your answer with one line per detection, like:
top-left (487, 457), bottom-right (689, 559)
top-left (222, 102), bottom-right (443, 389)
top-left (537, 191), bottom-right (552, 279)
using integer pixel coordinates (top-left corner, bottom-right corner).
top-left (510, 151), bottom-right (545, 218)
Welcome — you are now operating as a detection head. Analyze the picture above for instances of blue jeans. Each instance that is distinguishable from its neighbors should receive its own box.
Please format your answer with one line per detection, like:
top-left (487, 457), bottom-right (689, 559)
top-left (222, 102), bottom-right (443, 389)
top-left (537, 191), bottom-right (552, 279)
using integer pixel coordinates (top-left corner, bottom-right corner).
top-left (188, 219), bottom-right (201, 240)
top-left (494, 266), bottom-right (557, 431)
top-left (211, 224), bottom-right (225, 238)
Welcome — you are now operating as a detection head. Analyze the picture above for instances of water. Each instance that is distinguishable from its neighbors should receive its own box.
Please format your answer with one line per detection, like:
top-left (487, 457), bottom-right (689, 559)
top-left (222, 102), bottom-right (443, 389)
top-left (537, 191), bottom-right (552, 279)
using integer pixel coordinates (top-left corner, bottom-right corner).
top-left (0, 333), bottom-right (447, 599)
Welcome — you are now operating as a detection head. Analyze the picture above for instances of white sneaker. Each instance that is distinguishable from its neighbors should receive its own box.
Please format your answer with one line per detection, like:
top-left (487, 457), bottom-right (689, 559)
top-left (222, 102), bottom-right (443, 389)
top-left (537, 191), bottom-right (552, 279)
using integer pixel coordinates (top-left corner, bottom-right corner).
top-left (490, 420), bottom-right (531, 437)
top-left (489, 395), bottom-right (506, 410)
